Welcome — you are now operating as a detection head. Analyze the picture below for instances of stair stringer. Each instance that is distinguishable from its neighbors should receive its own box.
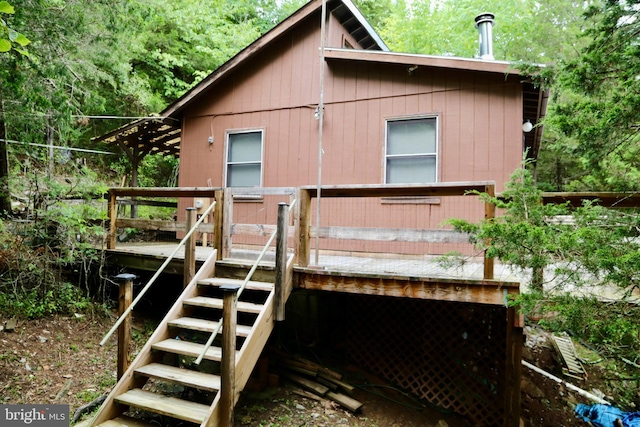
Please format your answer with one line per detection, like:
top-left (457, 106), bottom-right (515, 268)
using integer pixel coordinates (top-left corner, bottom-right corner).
top-left (201, 288), bottom-right (276, 427)
top-left (88, 250), bottom-right (219, 426)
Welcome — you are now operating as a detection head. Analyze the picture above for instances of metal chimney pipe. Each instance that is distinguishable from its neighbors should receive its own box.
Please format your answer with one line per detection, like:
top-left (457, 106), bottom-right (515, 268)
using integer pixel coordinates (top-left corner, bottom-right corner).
top-left (475, 13), bottom-right (495, 60)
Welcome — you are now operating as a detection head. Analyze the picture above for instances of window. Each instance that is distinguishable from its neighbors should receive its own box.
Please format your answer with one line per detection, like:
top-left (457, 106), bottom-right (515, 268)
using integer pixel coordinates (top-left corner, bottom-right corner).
top-left (385, 117), bottom-right (437, 184)
top-left (225, 130), bottom-right (263, 187)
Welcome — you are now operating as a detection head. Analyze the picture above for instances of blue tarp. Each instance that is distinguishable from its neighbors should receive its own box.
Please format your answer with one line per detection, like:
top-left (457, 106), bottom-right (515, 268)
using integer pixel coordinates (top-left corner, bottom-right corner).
top-left (576, 404), bottom-right (640, 427)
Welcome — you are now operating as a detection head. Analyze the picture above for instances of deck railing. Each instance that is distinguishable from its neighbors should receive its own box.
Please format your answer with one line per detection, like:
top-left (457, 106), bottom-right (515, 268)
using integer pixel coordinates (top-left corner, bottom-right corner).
top-left (296, 182), bottom-right (496, 279)
top-left (107, 187), bottom-right (223, 252)
top-left (106, 183), bottom-right (496, 279)
top-left (100, 199), bottom-right (217, 347)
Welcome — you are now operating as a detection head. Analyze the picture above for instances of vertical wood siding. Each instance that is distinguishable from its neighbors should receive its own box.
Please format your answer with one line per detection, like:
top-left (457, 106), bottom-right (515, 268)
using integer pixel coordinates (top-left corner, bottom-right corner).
top-left (177, 12), bottom-right (523, 255)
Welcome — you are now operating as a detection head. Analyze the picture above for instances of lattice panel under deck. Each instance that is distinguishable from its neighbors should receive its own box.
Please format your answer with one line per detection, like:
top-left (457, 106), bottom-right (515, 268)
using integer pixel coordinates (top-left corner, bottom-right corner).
top-left (347, 295), bottom-right (507, 426)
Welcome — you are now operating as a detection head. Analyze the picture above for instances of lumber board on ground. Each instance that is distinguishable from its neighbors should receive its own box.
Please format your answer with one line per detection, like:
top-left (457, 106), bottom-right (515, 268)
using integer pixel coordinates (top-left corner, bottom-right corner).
top-left (281, 371), bottom-right (330, 396)
top-left (326, 391), bottom-right (363, 413)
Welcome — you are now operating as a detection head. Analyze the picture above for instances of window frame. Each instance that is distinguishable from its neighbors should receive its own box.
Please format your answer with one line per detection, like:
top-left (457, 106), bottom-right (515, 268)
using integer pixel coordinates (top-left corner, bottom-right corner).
top-left (224, 128), bottom-right (264, 188)
top-left (383, 115), bottom-right (439, 185)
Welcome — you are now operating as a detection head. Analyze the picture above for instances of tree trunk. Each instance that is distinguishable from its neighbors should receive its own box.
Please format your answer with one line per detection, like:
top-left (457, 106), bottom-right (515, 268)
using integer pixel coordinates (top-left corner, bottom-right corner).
top-left (0, 104), bottom-right (11, 217)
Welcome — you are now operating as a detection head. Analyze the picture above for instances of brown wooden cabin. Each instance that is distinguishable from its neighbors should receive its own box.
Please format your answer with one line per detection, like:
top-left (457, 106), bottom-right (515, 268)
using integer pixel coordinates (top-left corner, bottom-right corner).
top-left (96, 1), bottom-right (548, 426)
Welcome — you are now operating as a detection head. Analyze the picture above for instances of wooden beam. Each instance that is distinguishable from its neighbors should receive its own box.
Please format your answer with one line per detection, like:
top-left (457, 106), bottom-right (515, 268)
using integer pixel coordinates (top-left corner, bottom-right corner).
top-left (323, 48), bottom-right (521, 76)
top-left (297, 188), bottom-right (311, 267)
top-left (220, 285), bottom-right (240, 427)
top-left (184, 208), bottom-right (196, 288)
top-left (114, 218), bottom-right (214, 234)
top-left (296, 270), bottom-right (518, 306)
top-left (311, 226), bottom-right (469, 244)
top-left (108, 190), bottom-right (117, 250)
top-left (504, 307), bottom-right (524, 427)
top-left (110, 187), bottom-right (220, 198)
top-left (275, 203), bottom-right (289, 321)
top-left (116, 199), bottom-right (177, 208)
top-left (222, 188), bottom-right (233, 259)
top-left (298, 181), bottom-right (495, 198)
top-left (214, 190), bottom-right (224, 260)
top-left (541, 192), bottom-right (640, 208)
top-left (484, 184), bottom-right (495, 280)
top-left (116, 274), bottom-right (135, 380)
top-left (228, 187), bottom-right (296, 197)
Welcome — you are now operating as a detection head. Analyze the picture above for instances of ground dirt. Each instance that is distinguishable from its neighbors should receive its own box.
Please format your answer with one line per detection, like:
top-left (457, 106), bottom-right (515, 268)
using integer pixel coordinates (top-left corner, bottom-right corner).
top-left (0, 314), bottom-right (627, 427)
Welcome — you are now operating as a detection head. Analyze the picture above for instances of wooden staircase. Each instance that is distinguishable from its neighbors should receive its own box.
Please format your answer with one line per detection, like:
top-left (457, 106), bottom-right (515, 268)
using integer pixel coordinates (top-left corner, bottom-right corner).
top-left (84, 251), bottom-right (279, 427)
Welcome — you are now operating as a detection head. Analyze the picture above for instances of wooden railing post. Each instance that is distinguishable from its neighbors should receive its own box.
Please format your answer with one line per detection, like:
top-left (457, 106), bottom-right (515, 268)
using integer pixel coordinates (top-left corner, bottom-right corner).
top-left (483, 184), bottom-right (495, 280)
top-left (220, 284), bottom-right (240, 427)
top-left (213, 189), bottom-right (224, 260)
top-left (108, 189), bottom-right (117, 249)
top-left (296, 188), bottom-right (311, 267)
top-left (115, 273), bottom-right (136, 379)
top-left (184, 207), bottom-right (196, 288)
top-left (275, 203), bottom-right (289, 321)
top-left (222, 188), bottom-right (233, 259)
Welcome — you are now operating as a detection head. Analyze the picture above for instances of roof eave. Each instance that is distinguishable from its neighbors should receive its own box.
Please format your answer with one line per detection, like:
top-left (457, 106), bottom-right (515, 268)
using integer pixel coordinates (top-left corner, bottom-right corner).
top-left (323, 47), bottom-right (535, 75)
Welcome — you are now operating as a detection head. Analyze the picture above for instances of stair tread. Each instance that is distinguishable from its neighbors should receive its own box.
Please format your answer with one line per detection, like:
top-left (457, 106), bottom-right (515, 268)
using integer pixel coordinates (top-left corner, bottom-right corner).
top-left (183, 296), bottom-right (264, 314)
top-left (96, 415), bottom-right (158, 427)
top-left (199, 277), bottom-right (274, 292)
top-left (168, 317), bottom-right (252, 337)
top-left (153, 338), bottom-right (238, 361)
top-left (135, 363), bottom-right (220, 392)
top-left (115, 389), bottom-right (209, 424)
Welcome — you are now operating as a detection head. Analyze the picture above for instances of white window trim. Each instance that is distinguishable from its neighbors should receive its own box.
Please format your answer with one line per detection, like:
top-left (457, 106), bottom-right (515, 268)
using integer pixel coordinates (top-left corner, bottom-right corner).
top-left (383, 115), bottom-right (439, 184)
top-left (224, 128), bottom-right (264, 188)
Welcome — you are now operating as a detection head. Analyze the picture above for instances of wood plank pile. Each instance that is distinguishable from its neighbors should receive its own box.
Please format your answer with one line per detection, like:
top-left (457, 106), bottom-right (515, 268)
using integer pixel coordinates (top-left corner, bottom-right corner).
top-left (268, 348), bottom-right (363, 413)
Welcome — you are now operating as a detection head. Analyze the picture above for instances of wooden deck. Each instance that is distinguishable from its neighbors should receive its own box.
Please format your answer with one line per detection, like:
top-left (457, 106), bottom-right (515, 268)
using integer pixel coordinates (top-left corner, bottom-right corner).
top-left (105, 242), bottom-right (520, 280)
top-left (103, 241), bottom-right (522, 308)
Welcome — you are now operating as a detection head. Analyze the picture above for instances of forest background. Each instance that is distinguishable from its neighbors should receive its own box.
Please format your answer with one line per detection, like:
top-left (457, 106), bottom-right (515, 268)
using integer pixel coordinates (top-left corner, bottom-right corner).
top-left (2, 0), bottom-right (640, 408)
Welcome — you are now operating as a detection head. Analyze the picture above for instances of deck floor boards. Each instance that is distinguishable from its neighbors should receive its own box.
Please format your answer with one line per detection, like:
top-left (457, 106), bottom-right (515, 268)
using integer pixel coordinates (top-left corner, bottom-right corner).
top-left (105, 242), bottom-right (523, 282)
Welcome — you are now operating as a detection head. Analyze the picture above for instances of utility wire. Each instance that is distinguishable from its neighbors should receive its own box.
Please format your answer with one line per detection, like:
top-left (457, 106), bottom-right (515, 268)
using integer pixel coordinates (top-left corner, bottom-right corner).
top-left (0, 139), bottom-right (115, 155)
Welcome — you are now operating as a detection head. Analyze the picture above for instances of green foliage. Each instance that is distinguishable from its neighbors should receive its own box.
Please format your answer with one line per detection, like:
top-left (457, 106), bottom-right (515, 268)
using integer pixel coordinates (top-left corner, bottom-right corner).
top-left (0, 158), bottom-right (108, 318)
top-left (543, 0), bottom-right (640, 191)
top-left (449, 163), bottom-right (640, 296)
top-left (0, 1), bottom-right (30, 55)
top-left (448, 164), bottom-right (572, 290)
top-left (373, 0), bottom-right (591, 63)
top-left (537, 295), bottom-right (640, 358)
top-left (447, 163), bottom-right (640, 358)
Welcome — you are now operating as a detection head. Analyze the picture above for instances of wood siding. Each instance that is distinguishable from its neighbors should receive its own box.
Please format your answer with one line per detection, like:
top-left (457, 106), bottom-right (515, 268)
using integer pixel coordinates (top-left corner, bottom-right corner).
top-left (177, 10), bottom-right (523, 255)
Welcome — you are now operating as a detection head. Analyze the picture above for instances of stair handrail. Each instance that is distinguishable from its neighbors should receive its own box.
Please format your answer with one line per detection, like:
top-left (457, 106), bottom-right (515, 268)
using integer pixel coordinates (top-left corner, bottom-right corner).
top-left (194, 198), bottom-right (296, 365)
top-left (100, 200), bottom-right (218, 347)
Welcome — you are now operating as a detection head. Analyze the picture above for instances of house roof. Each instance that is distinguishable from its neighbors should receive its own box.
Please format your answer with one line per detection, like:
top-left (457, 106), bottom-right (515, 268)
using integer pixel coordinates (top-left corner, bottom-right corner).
top-left (161, 0), bottom-right (387, 119)
top-left (92, 117), bottom-right (181, 158)
top-left (97, 0), bottom-right (547, 160)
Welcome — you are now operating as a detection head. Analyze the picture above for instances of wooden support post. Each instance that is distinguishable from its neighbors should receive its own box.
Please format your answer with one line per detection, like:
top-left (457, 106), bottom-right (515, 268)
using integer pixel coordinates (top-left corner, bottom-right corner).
top-left (504, 306), bottom-right (523, 426)
top-left (275, 202), bottom-right (289, 321)
top-left (184, 207), bottom-right (196, 288)
top-left (108, 190), bottom-right (117, 250)
top-left (222, 188), bottom-right (233, 259)
top-left (214, 190), bottom-right (224, 260)
top-left (297, 188), bottom-right (311, 267)
top-left (220, 284), bottom-right (240, 427)
top-left (115, 273), bottom-right (136, 380)
top-left (483, 184), bottom-right (495, 280)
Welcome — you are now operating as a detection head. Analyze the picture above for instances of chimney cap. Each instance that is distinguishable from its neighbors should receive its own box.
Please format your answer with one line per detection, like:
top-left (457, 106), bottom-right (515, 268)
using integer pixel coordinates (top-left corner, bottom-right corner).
top-left (475, 12), bottom-right (495, 27)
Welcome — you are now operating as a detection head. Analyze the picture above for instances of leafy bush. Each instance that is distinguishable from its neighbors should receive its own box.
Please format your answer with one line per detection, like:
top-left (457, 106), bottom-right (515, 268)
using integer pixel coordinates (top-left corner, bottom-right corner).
top-left (447, 162), bottom-right (640, 359)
